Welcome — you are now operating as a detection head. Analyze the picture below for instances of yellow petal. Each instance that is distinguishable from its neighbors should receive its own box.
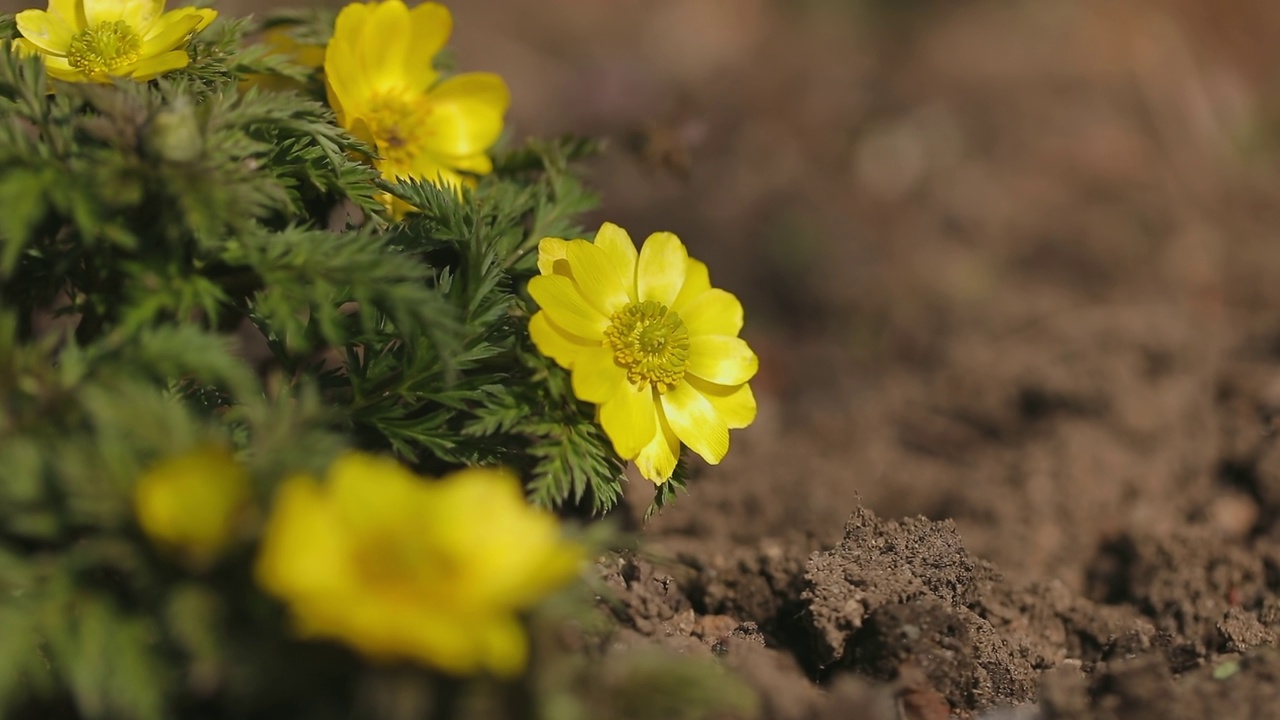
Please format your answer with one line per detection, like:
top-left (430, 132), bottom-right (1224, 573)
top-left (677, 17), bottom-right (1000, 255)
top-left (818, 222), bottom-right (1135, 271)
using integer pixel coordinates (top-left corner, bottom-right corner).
top-left (570, 346), bottom-right (627, 404)
top-left (331, 0), bottom-right (373, 52)
top-left (566, 239), bottom-right (631, 317)
top-left (478, 614), bottom-right (529, 678)
top-left (396, 612), bottom-right (480, 674)
top-left (672, 258), bottom-right (711, 312)
top-left (11, 39), bottom-right (42, 59)
top-left (140, 10), bottom-right (205, 56)
top-left (126, 0), bottom-right (165, 30)
top-left (124, 50), bottom-right (189, 81)
top-left (403, 1), bottom-right (451, 90)
top-left (600, 381), bottom-right (658, 459)
top-left (254, 475), bottom-right (350, 598)
top-left (686, 376), bottom-right (756, 430)
top-left (42, 55), bottom-right (86, 82)
top-left (687, 335), bottom-right (758, 386)
top-left (636, 408), bottom-right (680, 484)
top-left (192, 8), bottom-right (216, 32)
top-left (48, 0), bottom-right (82, 28)
top-left (662, 382), bottom-right (730, 465)
top-left (451, 153), bottom-right (493, 176)
top-left (83, 0), bottom-right (161, 28)
top-left (527, 275), bottom-right (609, 340)
top-left (593, 222), bottom-right (638, 300)
top-left (680, 288), bottom-right (744, 337)
top-left (15, 10), bottom-right (74, 55)
top-left (536, 237), bottom-right (571, 277)
top-left (422, 72), bottom-right (509, 157)
top-left (528, 311), bottom-right (597, 369)
top-left (325, 2), bottom-right (374, 110)
top-left (359, 0), bottom-right (411, 89)
top-left (325, 81), bottom-right (348, 127)
top-left (636, 231), bottom-right (689, 307)
top-left (400, 154), bottom-right (471, 189)
top-left (325, 452), bottom-right (429, 538)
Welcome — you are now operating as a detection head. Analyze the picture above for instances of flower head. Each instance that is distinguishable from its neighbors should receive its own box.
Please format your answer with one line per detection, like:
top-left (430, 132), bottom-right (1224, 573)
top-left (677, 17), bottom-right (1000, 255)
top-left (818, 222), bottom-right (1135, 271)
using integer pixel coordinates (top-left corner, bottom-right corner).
top-left (15, 0), bottom-right (217, 83)
top-left (254, 452), bottom-right (581, 676)
top-left (528, 223), bottom-right (759, 484)
top-left (133, 445), bottom-right (251, 568)
top-left (324, 1), bottom-right (509, 205)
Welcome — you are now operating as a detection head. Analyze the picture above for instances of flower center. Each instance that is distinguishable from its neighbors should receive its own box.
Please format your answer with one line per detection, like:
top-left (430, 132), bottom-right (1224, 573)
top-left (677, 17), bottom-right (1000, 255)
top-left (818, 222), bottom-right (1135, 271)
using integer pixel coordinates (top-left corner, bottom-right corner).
top-left (365, 91), bottom-right (434, 172)
top-left (604, 300), bottom-right (691, 393)
top-left (67, 21), bottom-right (143, 76)
top-left (354, 533), bottom-right (456, 602)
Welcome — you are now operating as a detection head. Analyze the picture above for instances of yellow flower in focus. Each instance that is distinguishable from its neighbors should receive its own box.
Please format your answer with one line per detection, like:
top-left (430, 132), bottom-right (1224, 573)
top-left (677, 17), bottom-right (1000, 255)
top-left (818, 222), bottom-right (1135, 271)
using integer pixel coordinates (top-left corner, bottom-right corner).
top-left (527, 223), bottom-right (759, 484)
top-left (254, 453), bottom-right (582, 677)
top-left (15, 0), bottom-right (217, 84)
top-left (134, 445), bottom-right (251, 567)
top-left (324, 1), bottom-right (510, 203)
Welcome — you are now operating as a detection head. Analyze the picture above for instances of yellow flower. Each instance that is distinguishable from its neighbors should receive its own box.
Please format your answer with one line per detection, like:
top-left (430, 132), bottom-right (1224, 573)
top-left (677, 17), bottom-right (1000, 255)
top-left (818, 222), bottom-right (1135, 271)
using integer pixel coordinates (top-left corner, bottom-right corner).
top-left (324, 1), bottom-right (510, 200)
top-left (238, 26), bottom-right (326, 94)
top-left (134, 445), bottom-right (251, 568)
top-left (260, 26), bottom-right (326, 70)
top-left (254, 452), bottom-right (582, 676)
top-left (15, 0), bottom-right (217, 84)
top-left (527, 223), bottom-right (759, 484)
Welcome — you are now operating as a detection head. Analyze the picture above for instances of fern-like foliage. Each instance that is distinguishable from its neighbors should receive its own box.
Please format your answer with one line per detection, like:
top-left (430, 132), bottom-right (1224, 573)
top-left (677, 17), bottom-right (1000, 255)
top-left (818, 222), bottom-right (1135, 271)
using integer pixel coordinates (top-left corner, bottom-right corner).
top-left (0, 8), bottom-right (686, 718)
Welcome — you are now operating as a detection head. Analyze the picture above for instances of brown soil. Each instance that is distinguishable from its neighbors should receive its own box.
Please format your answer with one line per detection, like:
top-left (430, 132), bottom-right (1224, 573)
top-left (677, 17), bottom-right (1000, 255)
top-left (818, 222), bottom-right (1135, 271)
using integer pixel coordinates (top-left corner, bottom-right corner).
top-left (446, 0), bottom-right (1280, 715)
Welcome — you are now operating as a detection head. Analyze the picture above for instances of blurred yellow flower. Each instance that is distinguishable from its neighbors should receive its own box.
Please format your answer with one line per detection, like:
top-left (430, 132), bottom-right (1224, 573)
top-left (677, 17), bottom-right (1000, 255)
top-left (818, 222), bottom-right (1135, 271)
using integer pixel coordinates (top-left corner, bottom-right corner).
top-left (239, 26), bottom-right (326, 93)
top-left (15, 0), bottom-right (216, 83)
top-left (134, 445), bottom-right (250, 567)
top-left (324, 0), bottom-right (509, 206)
top-left (260, 26), bottom-right (325, 70)
top-left (255, 453), bottom-right (581, 676)
top-left (527, 223), bottom-right (759, 484)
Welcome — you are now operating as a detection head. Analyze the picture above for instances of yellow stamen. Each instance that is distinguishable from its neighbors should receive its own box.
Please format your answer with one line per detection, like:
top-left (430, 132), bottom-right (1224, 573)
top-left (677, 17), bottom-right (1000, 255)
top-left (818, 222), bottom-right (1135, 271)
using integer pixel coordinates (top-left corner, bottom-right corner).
top-left (364, 90), bottom-right (434, 170)
top-left (604, 300), bottom-right (690, 393)
top-left (67, 21), bottom-right (142, 76)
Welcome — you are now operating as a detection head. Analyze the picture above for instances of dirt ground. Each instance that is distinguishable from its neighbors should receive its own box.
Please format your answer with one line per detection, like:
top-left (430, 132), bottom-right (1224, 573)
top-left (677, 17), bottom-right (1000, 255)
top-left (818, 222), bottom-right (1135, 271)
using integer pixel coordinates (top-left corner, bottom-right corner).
top-left (449, 0), bottom-right (1280, 716)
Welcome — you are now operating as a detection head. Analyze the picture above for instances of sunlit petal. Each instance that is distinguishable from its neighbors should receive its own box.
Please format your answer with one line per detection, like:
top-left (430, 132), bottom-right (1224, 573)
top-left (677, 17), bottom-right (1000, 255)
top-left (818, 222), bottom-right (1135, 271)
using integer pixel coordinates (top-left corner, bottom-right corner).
top-left (528, 311), bottom-right (598, 369)
top-left (403, 1), bottom-right (450, 90)
top-left (594, 222), bottom-right (638, 301)
top-left (48, 0), bottom-right (82, 28)
top-left (681, 288), bottom-right (744, 337)
top-left (537, 237), bottom-right (571, 278)
top-left (123, 0), bottom-right (164, 30)
top-left (636, 231), bottom-right (688, 307)
top-left (687, 335), bottom-right (758, 386)
top-left (15, 10), bottom-right (74, 55)
top-left (636, 407), bottom-right (681, 484)
top-left (124, 49), bottom-right (188, 80)
top-left (600, 381), bottom-right (658, 459)
top-left (570, 346), bottom-right (627, 404)
top-left (686, 376), bottom-right (756, 430)
top-left (566, 239), bottom-right (631, 317)
top-left (662, 382), bottom-right (730, 465)
top-left (421, 72), bottom-right (509, 157)
top-left (672, 258), bottom-right (712, 312)
top-left (139, 10), bottom-right (203, 56)
top-left (527, 275), bottom-right (609, 340)
top-left (360, 0), bottom-right (411, 89)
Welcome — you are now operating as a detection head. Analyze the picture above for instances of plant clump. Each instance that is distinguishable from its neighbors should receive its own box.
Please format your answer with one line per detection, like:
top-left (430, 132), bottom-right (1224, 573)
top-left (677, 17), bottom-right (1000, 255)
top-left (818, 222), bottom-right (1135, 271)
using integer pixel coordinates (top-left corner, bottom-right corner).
top-left (0, 1), bottom-right (761, 718)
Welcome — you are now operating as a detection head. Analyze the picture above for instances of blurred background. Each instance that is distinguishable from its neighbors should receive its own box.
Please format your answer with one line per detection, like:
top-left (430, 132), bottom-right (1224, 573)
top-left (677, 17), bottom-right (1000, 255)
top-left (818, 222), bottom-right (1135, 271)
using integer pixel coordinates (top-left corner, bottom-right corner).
top-left (11, 0), bottom-right (1280, 590)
